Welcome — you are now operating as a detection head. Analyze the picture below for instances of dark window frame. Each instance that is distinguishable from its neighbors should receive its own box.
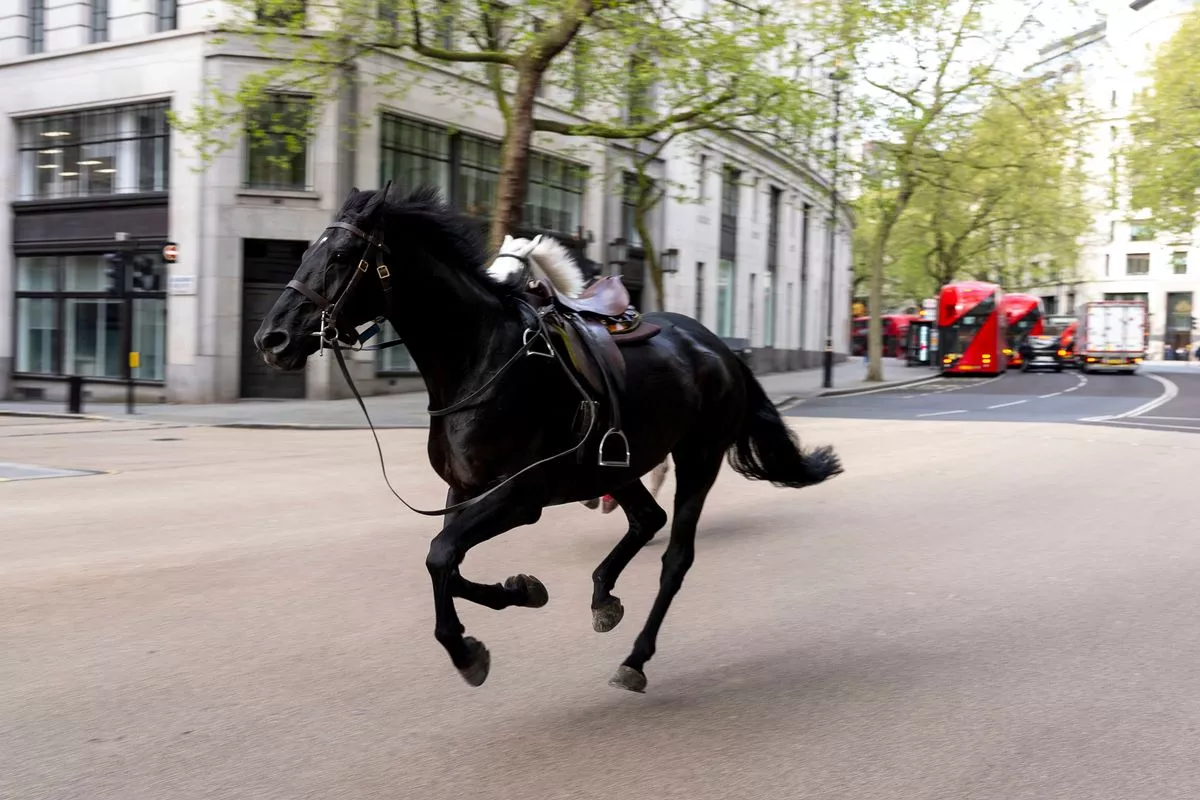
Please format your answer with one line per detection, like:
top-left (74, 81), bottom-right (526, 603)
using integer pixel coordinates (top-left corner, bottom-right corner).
top-left (1126, 253), bottom-right (1150, 275)
top-left (254, 0), bottom-right (307, 25)
top-left (12, 253), bottom-right (168, 383)
top-left (244, 93), bottom-right (314, 191)
top-left (90, 0), bottom-right (109, 43)
top-left (17, 100), bottom-right (171, 201)
top-left (29, 0), bottom-right (45, 53)
top-left (156, 0), bottom-right (178, 31)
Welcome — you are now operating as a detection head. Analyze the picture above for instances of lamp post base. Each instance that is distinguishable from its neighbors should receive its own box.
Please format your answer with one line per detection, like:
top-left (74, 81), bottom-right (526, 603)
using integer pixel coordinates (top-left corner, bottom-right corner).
top-left (822, 341), bottom-right (834, 389)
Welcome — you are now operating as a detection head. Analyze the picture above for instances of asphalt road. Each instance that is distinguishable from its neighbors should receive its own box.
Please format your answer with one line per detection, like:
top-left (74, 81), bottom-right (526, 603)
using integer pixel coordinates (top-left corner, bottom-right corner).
top-left (786, 363), bottom-right (1200, 432)
top-left (5, 410), bottom-right (1200, 799)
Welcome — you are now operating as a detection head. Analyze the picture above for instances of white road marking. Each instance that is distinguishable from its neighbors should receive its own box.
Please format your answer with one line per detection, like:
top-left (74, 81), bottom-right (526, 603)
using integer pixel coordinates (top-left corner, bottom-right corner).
top-left (1083, 374), bottom-right (1179, 422)
top-left (1090, 419), bottom-right (1200, 432)
top-left (1137, 415), bottom-right (1200, 422)
top-left (1039, 392), bottom-right (1063, 399)
top-left (828, 375), bottom-right (945, 398)
top-left (988, 400), bottom-right (1028, 409)
top-left (917, 409), bottom-right (968, 417)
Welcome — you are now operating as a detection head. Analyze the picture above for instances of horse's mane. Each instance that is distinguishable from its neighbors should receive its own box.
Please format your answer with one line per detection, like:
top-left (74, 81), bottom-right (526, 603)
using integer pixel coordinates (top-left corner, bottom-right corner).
top-left (348, 185), bottom-right (523, 299)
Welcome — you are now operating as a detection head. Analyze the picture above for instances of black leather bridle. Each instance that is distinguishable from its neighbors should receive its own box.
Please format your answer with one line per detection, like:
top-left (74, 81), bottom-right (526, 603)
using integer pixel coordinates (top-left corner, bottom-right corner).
top-left (282, 219), bottom-right (601, 517)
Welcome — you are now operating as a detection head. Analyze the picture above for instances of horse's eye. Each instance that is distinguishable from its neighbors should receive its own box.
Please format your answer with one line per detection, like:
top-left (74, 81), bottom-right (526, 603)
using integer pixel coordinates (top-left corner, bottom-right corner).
top-left (331, 251), bottom-right (349, 262)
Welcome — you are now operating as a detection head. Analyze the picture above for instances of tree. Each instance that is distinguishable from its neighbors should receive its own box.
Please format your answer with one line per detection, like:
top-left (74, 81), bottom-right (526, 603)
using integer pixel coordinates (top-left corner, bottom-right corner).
top-left (813, 0), bottom-right (1047, 381)
top-left (854, 75), bottom-right (1094, 303)
top-left (1125, 3), bottom-right (1200, 236)
top-left (170, 0), bottom-right (814, 251)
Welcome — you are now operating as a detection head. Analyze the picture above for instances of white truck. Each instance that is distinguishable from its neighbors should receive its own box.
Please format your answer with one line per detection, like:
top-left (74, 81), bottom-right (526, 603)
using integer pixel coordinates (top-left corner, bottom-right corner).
top-left (1077, 300), bottom-right (1147, 374)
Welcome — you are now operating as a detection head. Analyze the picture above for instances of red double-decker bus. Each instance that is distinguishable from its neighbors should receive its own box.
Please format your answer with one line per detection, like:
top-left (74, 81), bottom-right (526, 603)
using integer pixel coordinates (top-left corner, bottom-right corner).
top-left (851, 314), bottom-right (917, 358)
top-left (938, 281), bottom-right (1006, 375)
top-left (1000, 293), bottom-right (1046, 368)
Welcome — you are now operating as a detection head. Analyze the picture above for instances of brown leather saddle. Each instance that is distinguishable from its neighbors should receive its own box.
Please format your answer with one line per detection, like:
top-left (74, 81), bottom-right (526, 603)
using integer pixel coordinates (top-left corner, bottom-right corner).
top-left (522, 275), bottom-right (660, 467)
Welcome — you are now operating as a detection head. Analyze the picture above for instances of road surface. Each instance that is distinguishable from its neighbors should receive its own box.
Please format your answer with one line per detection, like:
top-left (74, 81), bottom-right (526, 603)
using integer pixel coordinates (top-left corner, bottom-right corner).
top-left (786, 362), bottom-right (1200, 432)
top-left (5, 379), bottom-right (1200, 799)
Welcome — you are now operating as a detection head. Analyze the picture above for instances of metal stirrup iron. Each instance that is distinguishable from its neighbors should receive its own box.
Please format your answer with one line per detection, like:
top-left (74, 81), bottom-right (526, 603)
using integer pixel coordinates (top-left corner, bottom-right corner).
top-left (598, 428), bottom-right (631, 468)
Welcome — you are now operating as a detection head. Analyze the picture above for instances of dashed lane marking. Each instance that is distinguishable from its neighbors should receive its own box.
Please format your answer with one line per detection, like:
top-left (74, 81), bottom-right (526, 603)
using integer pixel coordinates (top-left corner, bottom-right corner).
top-left (1039, 392), bottom-right (1063, 399)
top-left (917, 409), bottom-right (968, 417)
top-left (988, 400), bottom-right (1028, 409)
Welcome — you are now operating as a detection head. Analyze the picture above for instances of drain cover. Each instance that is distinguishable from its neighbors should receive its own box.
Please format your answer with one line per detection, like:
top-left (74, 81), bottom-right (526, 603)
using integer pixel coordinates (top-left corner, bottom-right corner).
top-left (0, 462), bottom-right (104, 482)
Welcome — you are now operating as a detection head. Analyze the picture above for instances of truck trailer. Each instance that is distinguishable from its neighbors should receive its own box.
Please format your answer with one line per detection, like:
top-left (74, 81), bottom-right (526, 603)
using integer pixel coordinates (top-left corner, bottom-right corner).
top-left (1077, 300), bottom-right (1147, 374)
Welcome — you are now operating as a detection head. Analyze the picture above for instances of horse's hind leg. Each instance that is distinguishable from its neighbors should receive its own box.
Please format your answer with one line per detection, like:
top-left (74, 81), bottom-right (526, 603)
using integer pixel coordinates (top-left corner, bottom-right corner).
top-left (609, 446), bottom-right (722, 693)
top-left (591, 480), bottom-right (668, 633)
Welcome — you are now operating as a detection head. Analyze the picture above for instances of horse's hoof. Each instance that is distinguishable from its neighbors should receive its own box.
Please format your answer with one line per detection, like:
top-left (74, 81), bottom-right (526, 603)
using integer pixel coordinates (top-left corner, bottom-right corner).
top-left (592, 597), bottom-right (625, 632)
top-left (457, 637), bottom-right (491, 687)
top-left (505, 574), bottom-right (549, 608)
top-left (608, 664), bottom-right (647, 693)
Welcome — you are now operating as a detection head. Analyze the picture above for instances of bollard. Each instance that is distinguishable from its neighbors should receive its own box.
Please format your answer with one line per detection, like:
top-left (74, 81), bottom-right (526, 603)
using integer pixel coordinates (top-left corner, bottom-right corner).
top-left (67, 375), bottom-right (84, 414)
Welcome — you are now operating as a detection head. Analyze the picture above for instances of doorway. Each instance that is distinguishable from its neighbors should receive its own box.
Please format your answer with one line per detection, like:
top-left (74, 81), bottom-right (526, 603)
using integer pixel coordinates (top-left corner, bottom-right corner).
top-left (240, 238), bottom-right (309, 399)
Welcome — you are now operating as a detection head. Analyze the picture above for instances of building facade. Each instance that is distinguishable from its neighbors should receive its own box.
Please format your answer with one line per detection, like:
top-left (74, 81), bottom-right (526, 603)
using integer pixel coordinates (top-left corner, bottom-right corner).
top-left (0, 0), bottom-right (852, 404)
top-left (1028, 0), bottom-right (1200, 358)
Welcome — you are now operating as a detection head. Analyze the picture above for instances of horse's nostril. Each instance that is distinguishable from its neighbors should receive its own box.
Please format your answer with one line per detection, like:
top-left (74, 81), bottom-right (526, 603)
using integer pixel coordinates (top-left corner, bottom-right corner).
top-left (260, 330), bottom-right (290, 353)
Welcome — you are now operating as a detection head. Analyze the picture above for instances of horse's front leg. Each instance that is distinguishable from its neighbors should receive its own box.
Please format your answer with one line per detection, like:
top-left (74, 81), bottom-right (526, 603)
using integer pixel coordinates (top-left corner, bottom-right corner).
top-left (441, 487), bottom-right (550, 611)
top-left (427, 485), bottom-right (544, 686)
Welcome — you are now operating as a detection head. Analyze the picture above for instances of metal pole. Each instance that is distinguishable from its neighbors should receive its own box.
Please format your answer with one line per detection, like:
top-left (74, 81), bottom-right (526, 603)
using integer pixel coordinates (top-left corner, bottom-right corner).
top-left (822, 78), bottom-right (842, 389)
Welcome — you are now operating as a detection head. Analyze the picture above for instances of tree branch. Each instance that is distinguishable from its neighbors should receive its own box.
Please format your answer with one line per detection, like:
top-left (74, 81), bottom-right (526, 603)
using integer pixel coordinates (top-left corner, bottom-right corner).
top-left (408, 0), bottom-right (516, 65)
top-left (532, 90), bottom-right (738, 138)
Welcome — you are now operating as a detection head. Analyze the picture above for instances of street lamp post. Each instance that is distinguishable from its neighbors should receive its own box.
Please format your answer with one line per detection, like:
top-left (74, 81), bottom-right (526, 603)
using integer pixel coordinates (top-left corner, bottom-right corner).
top-left (822, 69), bottom-right (845, 389)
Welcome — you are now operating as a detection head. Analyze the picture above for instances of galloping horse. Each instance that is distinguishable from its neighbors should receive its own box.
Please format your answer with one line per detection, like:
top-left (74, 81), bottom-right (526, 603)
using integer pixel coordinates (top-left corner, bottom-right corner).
top-left (253, 184), bottom-right (843, 693)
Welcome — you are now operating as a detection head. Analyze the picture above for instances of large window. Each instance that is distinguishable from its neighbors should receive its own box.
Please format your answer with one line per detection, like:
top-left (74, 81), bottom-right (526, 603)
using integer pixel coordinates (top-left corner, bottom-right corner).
top-left (380, 115), bottom-right (451, 198)
top-left (245, 94), bottom-right (313, 191)
top-left (526, 153), bottom-right (586, 235)
top-left (459, 134), bottom-right (501, 219)
top-left (14, 255), bottom-right (167, 382)
top-left (378, 113), bottom-right (585, 231)
top-left (17, 101), bottom-right (170, 200)
top-left (1172, 251), bottom-right (1188, 275)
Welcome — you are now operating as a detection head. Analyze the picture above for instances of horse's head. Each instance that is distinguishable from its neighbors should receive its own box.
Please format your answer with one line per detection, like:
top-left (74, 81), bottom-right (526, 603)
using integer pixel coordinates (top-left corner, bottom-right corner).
top-left (254, 184), bottom-right (394, 370)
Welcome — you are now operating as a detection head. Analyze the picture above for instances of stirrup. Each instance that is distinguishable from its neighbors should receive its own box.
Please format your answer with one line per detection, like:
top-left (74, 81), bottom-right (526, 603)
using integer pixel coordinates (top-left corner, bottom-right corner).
top-left (523, 328), bottom-right (554, 358)
top-left (598, 428), bottom-right (631, 468)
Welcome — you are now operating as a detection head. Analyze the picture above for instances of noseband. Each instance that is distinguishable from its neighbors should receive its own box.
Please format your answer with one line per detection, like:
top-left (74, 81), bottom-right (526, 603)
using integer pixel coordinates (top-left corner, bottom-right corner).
top-left (287, 220), bottom-right (394, 350)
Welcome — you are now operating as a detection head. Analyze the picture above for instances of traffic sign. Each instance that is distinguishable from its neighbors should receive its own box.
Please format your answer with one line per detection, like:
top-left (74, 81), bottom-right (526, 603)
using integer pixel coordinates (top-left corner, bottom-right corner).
top-left (162, 242), bottom-right (178, 263)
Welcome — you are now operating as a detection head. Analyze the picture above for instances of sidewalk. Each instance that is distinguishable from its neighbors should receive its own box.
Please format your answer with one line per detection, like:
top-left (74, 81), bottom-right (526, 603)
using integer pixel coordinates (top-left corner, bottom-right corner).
top-left (0, 358), bottom-right (936, 429)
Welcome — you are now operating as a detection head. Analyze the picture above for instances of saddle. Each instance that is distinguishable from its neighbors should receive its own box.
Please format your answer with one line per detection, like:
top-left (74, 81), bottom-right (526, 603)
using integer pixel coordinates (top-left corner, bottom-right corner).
top-left (522, 275), bottom-right (661, 468)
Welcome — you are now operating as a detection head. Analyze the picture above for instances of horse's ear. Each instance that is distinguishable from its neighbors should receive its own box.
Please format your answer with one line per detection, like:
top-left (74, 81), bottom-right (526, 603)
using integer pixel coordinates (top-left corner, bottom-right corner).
top-left (339, 187), bottom-right (359, 213)
top-left (360, 184), bottom-right (389, 222)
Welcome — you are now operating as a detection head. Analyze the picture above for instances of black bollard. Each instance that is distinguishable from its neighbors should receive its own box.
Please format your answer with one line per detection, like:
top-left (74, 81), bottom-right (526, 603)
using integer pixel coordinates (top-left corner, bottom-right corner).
top-left (67, 375), bottom-right (83, 414)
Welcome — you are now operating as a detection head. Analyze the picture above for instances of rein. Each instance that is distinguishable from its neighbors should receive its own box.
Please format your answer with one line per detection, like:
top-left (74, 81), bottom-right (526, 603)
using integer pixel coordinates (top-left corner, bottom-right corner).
top-left (286, 221), bottom-right (600, 517)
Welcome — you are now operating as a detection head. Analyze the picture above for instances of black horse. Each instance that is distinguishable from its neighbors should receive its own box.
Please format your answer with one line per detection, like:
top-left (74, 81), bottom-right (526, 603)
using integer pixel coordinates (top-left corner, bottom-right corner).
top-left (254, 184), bottom-right (843, 693)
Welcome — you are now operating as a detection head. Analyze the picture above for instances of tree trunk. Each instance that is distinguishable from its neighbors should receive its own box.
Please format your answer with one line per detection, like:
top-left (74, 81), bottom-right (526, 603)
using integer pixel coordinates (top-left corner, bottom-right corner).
top-left (634, 175), bottom-right (664, 311)
top-left (487, 66), bottom-right (541, 252)
top-left (866, 222), bottom-right (889, 381)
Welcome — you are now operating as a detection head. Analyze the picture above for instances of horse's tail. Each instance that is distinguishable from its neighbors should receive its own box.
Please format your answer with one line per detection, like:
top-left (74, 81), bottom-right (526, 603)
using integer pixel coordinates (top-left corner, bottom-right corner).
top-left (727, 359), bottom-right (843, 488)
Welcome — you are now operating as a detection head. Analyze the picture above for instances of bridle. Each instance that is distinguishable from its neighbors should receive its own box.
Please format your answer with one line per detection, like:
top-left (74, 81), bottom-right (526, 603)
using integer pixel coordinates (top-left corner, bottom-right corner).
top-left (282, 218), bottom-right (602, 517)
top-left (286, 220), bottom-right (402, 354)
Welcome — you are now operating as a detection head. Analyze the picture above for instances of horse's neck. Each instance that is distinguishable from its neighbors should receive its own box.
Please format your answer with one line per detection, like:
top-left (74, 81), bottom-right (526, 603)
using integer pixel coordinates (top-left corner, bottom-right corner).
top-left (385, 257), bottom-right (524, 407)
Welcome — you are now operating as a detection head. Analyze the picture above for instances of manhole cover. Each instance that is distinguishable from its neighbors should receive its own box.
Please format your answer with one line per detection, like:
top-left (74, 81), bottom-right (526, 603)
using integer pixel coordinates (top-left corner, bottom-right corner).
top-left (0, 462), bottom-right (105, 482)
